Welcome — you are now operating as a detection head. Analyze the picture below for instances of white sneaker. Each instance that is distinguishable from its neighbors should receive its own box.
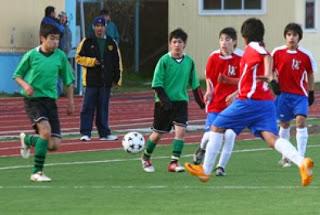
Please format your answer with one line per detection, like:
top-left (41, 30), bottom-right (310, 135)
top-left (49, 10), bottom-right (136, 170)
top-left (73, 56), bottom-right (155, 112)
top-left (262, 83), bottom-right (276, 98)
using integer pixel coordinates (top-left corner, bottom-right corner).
top-left (141, 159), bottom-right (155, 173)
top-left (20, 133), bottom-right (31, 159)
top-left (99, 134), bottom-right (118, 141)
top-left (80, 135), bottom-right (91, 141)
top-left (30, 172), bottom-right (52, 182)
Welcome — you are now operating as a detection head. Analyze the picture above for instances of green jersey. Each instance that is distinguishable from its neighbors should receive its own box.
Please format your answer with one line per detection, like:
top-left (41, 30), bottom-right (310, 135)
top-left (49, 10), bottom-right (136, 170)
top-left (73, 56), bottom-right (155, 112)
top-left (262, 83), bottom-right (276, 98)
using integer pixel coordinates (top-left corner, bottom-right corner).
top-left (13, 47), bottom-right (74, 100)
top-left (152, 52), bottom-right (200, 102)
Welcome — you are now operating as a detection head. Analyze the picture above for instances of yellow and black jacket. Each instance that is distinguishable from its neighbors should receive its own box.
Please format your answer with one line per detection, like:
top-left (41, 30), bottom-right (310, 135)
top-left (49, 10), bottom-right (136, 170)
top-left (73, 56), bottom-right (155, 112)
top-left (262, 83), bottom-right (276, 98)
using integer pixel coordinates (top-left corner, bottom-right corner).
top-left (76, 36), bottom-right (120, 87)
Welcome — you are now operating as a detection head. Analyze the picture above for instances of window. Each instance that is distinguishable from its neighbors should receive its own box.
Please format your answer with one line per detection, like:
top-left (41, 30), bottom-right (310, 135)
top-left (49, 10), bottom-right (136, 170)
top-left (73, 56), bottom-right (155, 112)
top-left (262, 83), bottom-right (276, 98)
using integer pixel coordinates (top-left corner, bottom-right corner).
top-left (305, 0), bottom-right (315, 29)
top-left (199, 0), bottom-right (266, 15)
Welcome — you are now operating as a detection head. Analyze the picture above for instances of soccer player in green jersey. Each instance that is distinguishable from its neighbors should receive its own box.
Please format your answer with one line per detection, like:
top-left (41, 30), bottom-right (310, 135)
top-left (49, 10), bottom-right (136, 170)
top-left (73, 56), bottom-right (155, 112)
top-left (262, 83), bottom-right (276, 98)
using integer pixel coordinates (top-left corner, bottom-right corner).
top-left (13, 24), bottom-right (75, 182)
top-left (141, 28), bottom-right (205, 173)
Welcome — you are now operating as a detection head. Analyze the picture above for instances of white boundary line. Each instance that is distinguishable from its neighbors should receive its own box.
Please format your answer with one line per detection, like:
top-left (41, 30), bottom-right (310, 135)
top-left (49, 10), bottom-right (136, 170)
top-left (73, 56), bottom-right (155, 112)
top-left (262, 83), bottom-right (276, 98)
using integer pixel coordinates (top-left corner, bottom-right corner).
top-left (0, 144), bottom-right (319, 171)
top-left (0, 185), bottom-right (318, 190)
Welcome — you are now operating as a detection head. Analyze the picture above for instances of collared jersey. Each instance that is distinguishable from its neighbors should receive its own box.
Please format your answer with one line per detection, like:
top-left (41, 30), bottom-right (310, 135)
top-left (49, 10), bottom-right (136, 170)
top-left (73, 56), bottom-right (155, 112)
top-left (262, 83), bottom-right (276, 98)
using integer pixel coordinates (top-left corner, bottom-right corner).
top-left (272, 45), bottom-right (317, 96)
top-left (238, 42), bottom-right (274, 100)
top-left (152, 52), bottom-right (200, 102)
top-left (13, 46), bottom-right (74, 100)
top-left (206, 48), bottom-right (243, 112)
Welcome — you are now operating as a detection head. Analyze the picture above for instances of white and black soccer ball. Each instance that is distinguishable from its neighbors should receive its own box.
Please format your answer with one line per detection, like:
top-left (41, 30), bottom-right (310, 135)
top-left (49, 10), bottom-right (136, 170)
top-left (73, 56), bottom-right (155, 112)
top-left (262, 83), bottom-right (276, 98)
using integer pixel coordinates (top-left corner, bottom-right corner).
top-left (122, 132), bottom-right (145, 154)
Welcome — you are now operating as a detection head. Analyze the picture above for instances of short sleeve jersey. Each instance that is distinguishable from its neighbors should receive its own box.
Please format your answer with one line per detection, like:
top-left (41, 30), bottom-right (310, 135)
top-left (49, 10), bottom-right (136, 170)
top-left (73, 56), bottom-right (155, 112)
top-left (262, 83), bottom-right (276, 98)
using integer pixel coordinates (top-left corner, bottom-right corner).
top-left (206, 49), bottom-right (243, 112)
top-left (272, 45), bottom-right (317, 96)
top-left (152, 52), bottom-right (200, 102)
top-left (13, 47), bottom-right (74, 100)
top-left (238, 42), bottom-right (273, 100)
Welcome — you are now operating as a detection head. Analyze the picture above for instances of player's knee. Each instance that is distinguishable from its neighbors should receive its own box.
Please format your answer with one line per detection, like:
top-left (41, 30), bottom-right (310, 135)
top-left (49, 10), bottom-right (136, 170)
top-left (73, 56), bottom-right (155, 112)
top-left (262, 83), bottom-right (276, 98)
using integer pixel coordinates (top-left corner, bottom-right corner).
top-left (39, 130), bottom-right (51, 140)
top-left (48, 142), bottom-right (59, 151)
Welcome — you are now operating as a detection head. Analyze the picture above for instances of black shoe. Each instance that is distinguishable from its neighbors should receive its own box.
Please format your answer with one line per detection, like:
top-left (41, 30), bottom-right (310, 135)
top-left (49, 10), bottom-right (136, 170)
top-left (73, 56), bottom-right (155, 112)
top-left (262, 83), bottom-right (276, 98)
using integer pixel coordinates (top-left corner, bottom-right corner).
top-left (193, 147), bottom-right (206, 165)
top-left (215, 166), bottom-right (226, 176)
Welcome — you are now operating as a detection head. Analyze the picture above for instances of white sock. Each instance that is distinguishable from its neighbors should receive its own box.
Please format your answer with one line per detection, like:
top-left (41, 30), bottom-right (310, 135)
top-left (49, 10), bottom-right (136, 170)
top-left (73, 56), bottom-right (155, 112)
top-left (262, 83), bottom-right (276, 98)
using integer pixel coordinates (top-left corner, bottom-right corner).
top-left (217, 129), bottom-right (236, 169)
top-left (279, 127), bottom-right (291, 160)
top-left (203, 132), bottom-right (223, 175)
top-left (279, 127), bottom-right (290, 140)
top-left (200, 132), bottom-right (210, 150)
top-left (274, 138), bottom-right (304, 166)
top-left (296, 127), bottom-right (308, 156)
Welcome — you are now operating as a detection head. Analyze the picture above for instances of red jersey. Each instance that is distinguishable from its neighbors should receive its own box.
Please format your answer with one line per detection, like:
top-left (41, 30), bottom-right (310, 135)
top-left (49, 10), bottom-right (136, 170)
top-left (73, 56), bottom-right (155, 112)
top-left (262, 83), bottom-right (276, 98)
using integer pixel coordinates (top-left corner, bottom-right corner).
top-left (272, 45), bottom-right (316, 96)
top-left (238, 42), bottom-right (274, 100)
top-left (206, 49), bottom-right (242, 112)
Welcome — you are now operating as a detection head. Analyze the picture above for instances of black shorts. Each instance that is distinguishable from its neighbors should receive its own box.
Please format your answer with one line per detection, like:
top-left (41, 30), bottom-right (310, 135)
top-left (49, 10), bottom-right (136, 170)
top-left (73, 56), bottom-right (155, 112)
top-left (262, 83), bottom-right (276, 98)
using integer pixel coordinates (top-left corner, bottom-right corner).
top-left (152, 101), bottom-right (188, 133)
top-left (24, 98), bottom-right (61, 138)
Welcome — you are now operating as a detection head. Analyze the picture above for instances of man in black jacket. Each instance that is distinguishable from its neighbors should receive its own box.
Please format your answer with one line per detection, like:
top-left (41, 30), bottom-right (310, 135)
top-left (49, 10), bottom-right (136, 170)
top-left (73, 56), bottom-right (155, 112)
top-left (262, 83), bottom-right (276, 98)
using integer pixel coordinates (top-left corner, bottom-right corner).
top-left (76, 16), bottom-right (120, 141)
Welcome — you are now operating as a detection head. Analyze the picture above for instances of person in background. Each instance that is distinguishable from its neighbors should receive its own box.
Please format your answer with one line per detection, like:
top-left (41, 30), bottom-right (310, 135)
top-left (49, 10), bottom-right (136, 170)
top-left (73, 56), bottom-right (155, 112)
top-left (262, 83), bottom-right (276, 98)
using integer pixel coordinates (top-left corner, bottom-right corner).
top-left (76, 16), bottom-right (120, 141)
top-left (41, 6), bottom-right (64, 36)
top-left (100, 9), bottom-right (120, 45)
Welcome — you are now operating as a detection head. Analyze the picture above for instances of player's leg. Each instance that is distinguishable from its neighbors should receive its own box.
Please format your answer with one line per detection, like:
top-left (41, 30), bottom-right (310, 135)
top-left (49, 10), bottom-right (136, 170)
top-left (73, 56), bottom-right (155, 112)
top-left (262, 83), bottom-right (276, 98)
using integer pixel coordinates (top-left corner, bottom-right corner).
top-left (168, 124), bottom-right (186, 172)
top-left (278, 121), bottom-right (292, 167)
top-left (193, 132), bottom-right (209, 164)
top-left (47, 99), bottom-right (62, 151)
top-left (80, 87), bottom-right (98, 141)
top-left (296, 115), bottom-right (308, 156)
top-left (141, 102), bottom-right (171, 172)
top-left (193, 113), bottom-right (217, 164)
top-left (167, 101), bottom-right (188, 172)
top-left (262, 131), bottom-right (313, 186)
top-left (30, 120), bottom-right (52, 182)
top-left (293, 96), bottom-right (309, 157)
top-left (276, 93), bottom-right (295, 167)
top-left (215, 129), bottom-right (236, 176)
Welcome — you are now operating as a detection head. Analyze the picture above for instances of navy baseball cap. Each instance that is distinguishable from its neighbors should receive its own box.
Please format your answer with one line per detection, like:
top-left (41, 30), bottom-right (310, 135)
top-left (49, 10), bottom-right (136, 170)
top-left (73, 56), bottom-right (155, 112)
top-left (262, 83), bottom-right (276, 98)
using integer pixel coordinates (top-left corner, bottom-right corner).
top-left (93, 16), bottom-right (105, 26)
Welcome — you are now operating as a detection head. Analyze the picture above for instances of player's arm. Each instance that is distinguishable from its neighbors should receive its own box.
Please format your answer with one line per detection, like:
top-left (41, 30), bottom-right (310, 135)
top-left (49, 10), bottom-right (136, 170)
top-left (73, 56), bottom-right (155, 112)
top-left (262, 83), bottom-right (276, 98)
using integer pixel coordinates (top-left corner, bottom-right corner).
top-left (225, 90), bottom-right (238, 106)
top-left (75, 38), bottom-right (99, 67)
top-left (153, 87), bottom-right (172, 111)
top-left (65, 84), bottom-right (75, 115)
top-left (217, 73), bottom-right (239, 85)
top-left (308, 72), bottom-right (315, 106)
top-left (15, 77), bottom-right (33, 96)
top-left (192, 87), bottom-right (205, 109)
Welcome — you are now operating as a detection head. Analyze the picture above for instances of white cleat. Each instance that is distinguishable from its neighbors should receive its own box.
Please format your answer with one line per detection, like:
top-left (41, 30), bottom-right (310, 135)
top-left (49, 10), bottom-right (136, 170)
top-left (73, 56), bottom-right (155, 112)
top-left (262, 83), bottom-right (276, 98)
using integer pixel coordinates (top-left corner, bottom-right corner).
top-left (30, 172), bottom-right (52, 182)
top-left (141, 159), bottom-right (155, 173)
top-left (20, 133), bottom-right (31, 159)
top-left (278, 158), bottom-right (292, 168)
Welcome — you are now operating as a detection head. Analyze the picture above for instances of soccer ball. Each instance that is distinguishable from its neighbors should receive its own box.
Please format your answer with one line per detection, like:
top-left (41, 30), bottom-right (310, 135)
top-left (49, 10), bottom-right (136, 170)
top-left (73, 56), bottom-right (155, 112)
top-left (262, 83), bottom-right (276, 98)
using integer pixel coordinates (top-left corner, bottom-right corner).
top-left (122, 132), bottom-right (145, 154)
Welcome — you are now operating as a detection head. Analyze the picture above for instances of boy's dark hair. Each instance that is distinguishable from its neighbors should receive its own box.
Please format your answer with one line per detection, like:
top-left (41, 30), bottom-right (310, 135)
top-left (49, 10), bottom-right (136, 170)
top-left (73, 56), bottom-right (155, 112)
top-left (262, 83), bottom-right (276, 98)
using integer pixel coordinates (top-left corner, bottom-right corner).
top-left (40, 24), bottom-right (61, 37)
top-left (241, 18), bottom-right (264, 43)
top-left (45, 6), bottom-right (55, 17)
top-left (100, 9), bottom-right (110, 16)
top-left (169, 28), bottom-right (187, 42)
top-left (219, 27), bottom-right (237, 41)
top-left (284, 23), bottom-right (303, 41)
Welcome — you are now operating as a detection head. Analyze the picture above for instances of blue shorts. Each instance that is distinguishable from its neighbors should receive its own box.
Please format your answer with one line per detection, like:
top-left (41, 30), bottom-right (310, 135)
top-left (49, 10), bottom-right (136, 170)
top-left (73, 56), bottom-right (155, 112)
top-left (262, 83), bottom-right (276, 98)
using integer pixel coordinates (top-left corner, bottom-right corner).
top-left (204, 112), bottom-right (219, 132)
top-left (213, 99), bottom-right (278, 138)
top-left (276, 92), bottom-right (308, 122)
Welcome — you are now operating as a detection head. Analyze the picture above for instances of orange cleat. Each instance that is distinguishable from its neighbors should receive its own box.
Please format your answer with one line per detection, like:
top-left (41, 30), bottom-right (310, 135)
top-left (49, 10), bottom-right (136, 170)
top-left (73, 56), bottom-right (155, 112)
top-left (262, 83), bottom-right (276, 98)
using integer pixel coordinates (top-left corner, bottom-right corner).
top-left (299, 158), bottom-right (314, 187)
top-left (184, 163), bottom-right (210, 182)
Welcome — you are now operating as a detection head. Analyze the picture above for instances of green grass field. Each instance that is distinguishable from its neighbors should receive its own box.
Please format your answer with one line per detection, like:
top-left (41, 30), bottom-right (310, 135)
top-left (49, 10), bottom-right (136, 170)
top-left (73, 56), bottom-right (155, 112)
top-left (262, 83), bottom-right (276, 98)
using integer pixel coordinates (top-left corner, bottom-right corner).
top-left (0, 135), bottom-right (319, 215)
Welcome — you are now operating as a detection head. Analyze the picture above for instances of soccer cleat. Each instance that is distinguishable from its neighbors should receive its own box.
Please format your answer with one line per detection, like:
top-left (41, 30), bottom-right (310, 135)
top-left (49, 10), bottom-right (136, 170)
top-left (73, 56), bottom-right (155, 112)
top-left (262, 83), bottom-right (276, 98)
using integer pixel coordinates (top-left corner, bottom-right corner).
top-left (184, 163), bottom-right (210, 182)
top-left (299, 157), bottom-right (314, 187)
top-left (193, 147), bottom-right (206, 165)
top-left (168, 161), bottom-right (185, 172)
top-left (278, 157), bottom-right (292, 168)
top-left (20, 133), bottom-right (31, 159)
top-left (80, 135), bottom-right (91, 141)
top-left (30, 172), bottom-right (52, 182)
top-left (99, 134), bottom-right (118, 141)
top-left (141, 158), bottom-right (155, 173)
top-left (215, 166), bottom-right (226, 176)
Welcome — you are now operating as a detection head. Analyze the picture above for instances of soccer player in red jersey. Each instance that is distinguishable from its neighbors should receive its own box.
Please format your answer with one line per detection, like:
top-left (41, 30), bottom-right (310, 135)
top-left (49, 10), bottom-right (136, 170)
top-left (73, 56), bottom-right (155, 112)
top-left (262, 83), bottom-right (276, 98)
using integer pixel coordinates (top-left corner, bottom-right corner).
top-left (185, 18), bottom-right (314, 186)
top-left (192, 27), bottom-right (242, 176)
top-left (272, 23), bottom-right (317, 167)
